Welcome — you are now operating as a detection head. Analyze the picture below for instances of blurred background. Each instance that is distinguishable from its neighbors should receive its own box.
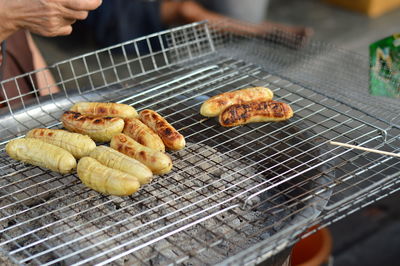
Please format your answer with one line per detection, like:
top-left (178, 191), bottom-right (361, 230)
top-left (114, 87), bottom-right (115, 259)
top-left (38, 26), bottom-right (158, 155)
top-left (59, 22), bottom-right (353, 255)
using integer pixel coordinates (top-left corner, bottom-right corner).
top-left (33, 0), bottom-right (400, 62)
top-left (32, 0), bottom-right (400, 265)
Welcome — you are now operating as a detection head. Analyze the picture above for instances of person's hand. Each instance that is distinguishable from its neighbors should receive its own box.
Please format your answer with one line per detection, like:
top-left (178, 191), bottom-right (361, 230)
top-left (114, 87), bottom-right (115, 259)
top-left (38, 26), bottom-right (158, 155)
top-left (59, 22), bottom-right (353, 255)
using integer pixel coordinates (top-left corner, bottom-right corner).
top-left (0, 0), bottom-right (102, 38)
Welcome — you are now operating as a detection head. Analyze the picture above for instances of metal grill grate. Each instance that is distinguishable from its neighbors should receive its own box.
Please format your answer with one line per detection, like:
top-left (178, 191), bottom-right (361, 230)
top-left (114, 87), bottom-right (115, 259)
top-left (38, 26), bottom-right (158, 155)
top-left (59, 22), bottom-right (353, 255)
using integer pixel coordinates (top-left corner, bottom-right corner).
top-left (0, 21), bottom-right (399, 265)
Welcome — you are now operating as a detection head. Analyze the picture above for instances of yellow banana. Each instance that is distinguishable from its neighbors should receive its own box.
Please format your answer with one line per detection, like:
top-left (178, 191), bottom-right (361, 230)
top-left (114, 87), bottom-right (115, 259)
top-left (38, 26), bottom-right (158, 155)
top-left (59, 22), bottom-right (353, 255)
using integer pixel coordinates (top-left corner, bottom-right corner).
top-left (110, 133), bottom-right (173, 175)
top-left (77, 157), bottom-right (140, 196)
top-left (26, 128), bottom-right (96, 159)
top-left (89, 146), bottom-right (153, 185)
top-left (123, 118), bottom-right (165, 152)
top-left (61, 111), bottom-right (124, 142)
top-left (6, 138), bottom-right (76, 174)
top-left (70, 102), bottom-right (138, 119)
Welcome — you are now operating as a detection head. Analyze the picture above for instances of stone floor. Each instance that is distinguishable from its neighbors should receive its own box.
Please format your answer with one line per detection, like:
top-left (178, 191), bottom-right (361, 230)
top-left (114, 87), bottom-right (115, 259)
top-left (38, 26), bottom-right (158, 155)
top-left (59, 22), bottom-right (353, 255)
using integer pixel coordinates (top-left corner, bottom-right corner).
top-left (31, 0), bottom-right (400, 265)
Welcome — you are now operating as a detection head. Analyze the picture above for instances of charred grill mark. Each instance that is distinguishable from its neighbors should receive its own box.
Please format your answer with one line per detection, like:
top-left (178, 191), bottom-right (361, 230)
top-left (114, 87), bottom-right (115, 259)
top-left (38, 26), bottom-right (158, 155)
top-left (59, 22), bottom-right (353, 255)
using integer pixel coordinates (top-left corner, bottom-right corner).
top-left (63, 111), bottom-right (81, 118)
top-left (272, 103), bottom-right (284, 117)
top-left (216, 99), bottom-right (226, 106)
top-left (39, 131), bottom-right (45, 136)
top-left (223, 118), bottom-right (231, 125)
top-left (64, 110), bottom-right (116, 122)
top-left (118, 135), bottom-right (127, 143)
top-left (137, 136), bottom-right (144, 145)
top-left (71, 112), bottom-right (81, 119)
top-left (223, 104), bottom-right (248, 125)
top-left (155, 121), bottom-right (164, 129)
top-left (270, 102), bottom-right (284, 117)
top-left (258, 102), bottom-right (269, 111)
top-left (98, 107), bottom-right (106, 113)
top-left (124, 125), bottom-right (132, 132)
top-left (240, 112), bottom-right (250, 120)
top-left (93, 119), bottom-right (102, 124)
top-left (125, 146), bottom-right (133, 152)
top-left (271, 103), bottom-right (279, 109)
top-left (164, 127), bottom-right (172, 136)
top-left (48, 132), bottom-right (54, 137)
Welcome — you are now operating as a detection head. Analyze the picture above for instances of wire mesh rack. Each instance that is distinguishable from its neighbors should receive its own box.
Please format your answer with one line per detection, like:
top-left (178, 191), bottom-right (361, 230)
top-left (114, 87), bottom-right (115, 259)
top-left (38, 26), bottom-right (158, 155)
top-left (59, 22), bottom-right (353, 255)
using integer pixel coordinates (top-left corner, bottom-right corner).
top-left (0, 21), bottom-right (399, 265)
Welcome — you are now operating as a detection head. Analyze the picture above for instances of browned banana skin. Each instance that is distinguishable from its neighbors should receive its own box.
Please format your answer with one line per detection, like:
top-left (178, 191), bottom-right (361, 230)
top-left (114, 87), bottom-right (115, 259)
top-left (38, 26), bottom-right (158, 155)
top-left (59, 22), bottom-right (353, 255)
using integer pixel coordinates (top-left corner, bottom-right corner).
top-left (70, 102), bottom-right (138, 118)
top-left (110, 133), bottom-right (173, 175)
top-left (61, 111), bottom-right (124, 142)
top-left (219, 101), bottom-right (293, 127)
top-left (200, 87), bottom-right (274, 117)
top-left (123, 118), bottom-right (165, 152)
top-left (139, 109), bottom-right (185, 151)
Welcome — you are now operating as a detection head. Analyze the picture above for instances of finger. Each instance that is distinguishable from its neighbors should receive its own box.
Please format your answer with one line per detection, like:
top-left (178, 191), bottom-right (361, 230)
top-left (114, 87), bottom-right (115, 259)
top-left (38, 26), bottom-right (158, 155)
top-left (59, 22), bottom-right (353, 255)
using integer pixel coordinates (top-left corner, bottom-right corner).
top-left (38, 25), bottom-right (73, 37)
top-left (57, 4), bottom-right (89, 20)
top-left (62, 0), bottom-right (102, 11)
top-left (63, 18), bottom-right (77, 26)
top-left (57, 25), bottom-right (73, 36)
top-left (64, 10), bottom-right (89, 20)
top-left (47, 18), bottom-right (75, 37)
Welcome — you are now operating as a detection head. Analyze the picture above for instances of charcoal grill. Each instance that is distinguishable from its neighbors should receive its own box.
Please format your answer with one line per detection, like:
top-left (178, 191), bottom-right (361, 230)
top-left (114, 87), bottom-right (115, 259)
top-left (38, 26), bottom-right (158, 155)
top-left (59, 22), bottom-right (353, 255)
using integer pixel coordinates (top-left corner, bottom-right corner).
top-left (0, 21), bottom-right (399, 265)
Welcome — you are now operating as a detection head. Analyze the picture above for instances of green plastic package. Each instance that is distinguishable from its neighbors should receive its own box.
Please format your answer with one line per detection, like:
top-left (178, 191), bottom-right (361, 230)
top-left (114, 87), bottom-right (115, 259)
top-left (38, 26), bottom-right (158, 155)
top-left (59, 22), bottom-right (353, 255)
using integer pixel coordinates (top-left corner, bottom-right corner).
top-left (370, 34), bottom-right (400, 98)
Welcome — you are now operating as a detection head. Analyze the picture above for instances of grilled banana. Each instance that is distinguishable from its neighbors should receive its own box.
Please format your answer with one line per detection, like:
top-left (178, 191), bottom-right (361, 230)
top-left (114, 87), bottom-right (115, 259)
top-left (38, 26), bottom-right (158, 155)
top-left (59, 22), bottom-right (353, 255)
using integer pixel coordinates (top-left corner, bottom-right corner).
top-left (61, 111), bottom-right (124, 142)
top-left (200, 87), bottom-right (274, 117)
top-left (6, 138), bottom-right (76, 174)
top-left (77, 157), bottom-right (140, 196)
top-left (123, 118), bottom-right (165, 152)
top-left (70, 102), bottom-right (138, 118)
top-left (89, 145), bottom-right (153, 185)
top-left (219, 100), bottom-right (293, 127)
top-left (139, 109), bottom-right (185, 151)
top-left (110, 133), bottom-right (173, 175)
top-left (26, 128), bottom-right (96, 159)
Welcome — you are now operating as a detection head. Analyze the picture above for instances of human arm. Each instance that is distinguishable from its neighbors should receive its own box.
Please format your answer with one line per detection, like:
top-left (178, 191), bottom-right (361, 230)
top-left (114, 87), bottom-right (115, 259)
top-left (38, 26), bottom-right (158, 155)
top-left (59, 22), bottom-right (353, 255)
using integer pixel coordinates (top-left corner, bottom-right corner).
top-left (161, 0), bottom-right (265, 33)
top-left (161, 0), bottom-right (312, 39)
top-left (0, 0), bottom-right (102, 43)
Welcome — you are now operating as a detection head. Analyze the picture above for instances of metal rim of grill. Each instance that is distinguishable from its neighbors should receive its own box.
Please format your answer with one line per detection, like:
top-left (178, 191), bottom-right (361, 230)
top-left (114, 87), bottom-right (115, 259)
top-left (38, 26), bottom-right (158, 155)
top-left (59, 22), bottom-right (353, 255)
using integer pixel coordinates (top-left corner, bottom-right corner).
top-left (0, 21), bottom-right (399, 265)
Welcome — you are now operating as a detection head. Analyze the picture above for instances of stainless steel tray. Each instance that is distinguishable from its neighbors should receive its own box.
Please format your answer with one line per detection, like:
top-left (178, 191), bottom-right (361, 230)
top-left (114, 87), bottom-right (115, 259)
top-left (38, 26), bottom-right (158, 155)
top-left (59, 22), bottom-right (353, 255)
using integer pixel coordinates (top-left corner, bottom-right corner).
top-left (0, 21), bottom-right (399, 265)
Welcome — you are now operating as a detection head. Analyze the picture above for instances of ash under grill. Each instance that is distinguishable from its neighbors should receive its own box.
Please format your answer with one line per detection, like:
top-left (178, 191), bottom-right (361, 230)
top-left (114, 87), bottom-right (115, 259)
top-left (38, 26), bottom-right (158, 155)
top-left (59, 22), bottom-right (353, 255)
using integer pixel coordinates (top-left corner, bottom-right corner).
top-left (0, 21), bottom-right (399, 265)
top-left (0, 134), bottom-right (330, 265)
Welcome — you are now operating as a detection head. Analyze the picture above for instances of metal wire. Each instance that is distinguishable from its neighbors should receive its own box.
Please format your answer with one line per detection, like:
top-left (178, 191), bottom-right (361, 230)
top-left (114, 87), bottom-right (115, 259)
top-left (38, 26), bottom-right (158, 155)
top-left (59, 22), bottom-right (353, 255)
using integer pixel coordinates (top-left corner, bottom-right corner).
top-left (0, 21), bottom-right (399, 265)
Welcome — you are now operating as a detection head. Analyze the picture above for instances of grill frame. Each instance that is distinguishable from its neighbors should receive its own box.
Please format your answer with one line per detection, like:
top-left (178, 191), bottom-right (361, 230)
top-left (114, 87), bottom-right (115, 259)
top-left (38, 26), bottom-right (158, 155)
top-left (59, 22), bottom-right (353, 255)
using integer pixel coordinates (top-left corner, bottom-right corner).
top-left (0, 21), bottom-right (399, 265)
